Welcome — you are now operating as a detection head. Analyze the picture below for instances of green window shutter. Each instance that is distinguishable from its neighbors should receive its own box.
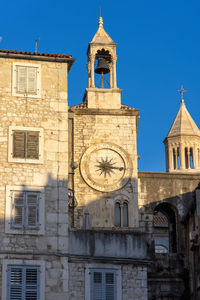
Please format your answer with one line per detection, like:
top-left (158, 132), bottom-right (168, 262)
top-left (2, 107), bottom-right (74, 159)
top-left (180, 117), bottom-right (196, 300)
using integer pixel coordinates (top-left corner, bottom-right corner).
top-left (27, 67), bottom-right (37, 94)
top-left (26, 131), bottom-right (39, 159)
top-left (12, 192), bottom-right (24, 228)
top-left (16, 66), bottom-right (27, 93)
top-left (26, 193), bottom-right (39, 228)
top-left (13, 131), bottom-right (26, 158)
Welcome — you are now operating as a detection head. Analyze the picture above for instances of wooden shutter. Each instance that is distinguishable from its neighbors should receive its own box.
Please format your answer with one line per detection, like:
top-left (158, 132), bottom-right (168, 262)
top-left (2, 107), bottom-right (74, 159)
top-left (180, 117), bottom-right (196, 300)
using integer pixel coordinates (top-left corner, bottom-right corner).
top-left (16, 66), bottom-right (27, 93)
top-left (27, 67), bottom-right (37, 94)
top-left (105, 272), bottom-right (115, 300)
top-left (7, 266), bottom-right (23, 299)
top-left (12, 192), bottom-right (24, 228)
top-left (92, 271), bottom-right (103, 300)
top-left (26, 193), bottom-right (39, 228)
top-left (91, 270), bottom-right (116, 300)
top-left (25, 267), bottom-right (40, 299)
top-left (7, 266), bottom-right (40, 300)
top-left (26, 131), bottom-right (39, 159)
top-left (13, 131), bottom-right (25, 158)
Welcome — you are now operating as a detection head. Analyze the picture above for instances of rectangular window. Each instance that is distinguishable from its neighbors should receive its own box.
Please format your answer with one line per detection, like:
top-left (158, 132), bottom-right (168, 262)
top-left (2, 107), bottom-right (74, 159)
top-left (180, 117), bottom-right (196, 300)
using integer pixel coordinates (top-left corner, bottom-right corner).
top-left (7, 265), bottom-right (40, 300)
top-left (11, 191), bottom-right (39, 229)
top-left (8, 126), bottom-right (44, 164)
top-left (13, 131), bottom-right (39, 159)
top-left (91, 269), bottom-right (116, 300)
top-left (12, 62), bottom-right (41, 98)
top-left (5, 185), bottom-right (45, 235)
top-left (16, 66), bottom-right (37, 94)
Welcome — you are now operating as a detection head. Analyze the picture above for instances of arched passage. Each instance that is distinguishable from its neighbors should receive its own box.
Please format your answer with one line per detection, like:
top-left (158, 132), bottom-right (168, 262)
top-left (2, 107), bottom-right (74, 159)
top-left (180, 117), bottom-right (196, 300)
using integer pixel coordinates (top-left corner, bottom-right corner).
top-left (153, 203), bottom-right (177, 253)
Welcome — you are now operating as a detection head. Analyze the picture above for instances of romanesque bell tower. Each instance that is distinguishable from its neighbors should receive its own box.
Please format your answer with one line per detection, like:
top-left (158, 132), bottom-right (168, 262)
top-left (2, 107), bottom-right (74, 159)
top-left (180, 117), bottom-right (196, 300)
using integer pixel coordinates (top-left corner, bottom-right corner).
top-left (69, 17), bottom-right (139, 228)
top-left (164, 87), bottom-right (200, 173)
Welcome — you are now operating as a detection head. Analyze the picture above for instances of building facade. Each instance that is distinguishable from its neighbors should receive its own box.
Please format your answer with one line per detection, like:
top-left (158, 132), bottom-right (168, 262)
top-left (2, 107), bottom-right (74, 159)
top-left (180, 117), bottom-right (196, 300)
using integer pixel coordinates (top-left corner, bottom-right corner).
top-left (0, 17), bottom-right (199, 300)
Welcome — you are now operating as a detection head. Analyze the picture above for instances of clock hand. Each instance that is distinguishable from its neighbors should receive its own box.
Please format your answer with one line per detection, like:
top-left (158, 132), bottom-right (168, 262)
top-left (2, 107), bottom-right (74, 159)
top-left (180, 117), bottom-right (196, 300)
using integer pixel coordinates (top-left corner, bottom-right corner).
top-left (110, 166), bottom-right (124, 171)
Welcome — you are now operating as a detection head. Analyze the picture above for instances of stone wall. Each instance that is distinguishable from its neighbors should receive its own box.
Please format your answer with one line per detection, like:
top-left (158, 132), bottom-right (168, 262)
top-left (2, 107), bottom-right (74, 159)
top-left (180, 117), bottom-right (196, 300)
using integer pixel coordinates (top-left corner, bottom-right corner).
top-left (71, 107), bottom-right (139, 228)
top-left (68, 262), bottom-right (148, 300)
top-left (0, 55), bottom-right (70, 297)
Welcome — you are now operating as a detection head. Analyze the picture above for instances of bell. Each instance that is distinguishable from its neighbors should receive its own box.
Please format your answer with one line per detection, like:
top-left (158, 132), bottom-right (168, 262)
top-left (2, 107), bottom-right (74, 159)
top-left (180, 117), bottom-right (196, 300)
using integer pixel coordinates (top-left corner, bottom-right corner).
top-left (95, 58), bottom-right (110, 74)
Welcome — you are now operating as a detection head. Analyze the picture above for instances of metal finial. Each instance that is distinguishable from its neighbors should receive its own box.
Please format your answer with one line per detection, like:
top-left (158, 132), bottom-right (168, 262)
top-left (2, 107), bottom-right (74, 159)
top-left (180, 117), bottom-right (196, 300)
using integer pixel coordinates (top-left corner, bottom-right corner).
top-left (98, 16), bottom-right (103, 27)
top-left (177, 85), bottom-right (187, 101)
top-left (35, 40), bottom-right (38, 53)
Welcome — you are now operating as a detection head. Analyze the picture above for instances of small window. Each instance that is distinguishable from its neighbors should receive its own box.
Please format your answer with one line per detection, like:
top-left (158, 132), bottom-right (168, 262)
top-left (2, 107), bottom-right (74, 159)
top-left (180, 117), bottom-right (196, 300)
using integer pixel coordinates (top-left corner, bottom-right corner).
top-left (5, 185), bottom-right (45, 235)
top-left (8, 126), bottom-right (44, 164)
top-left (13, 131), bottom-right (39, 159)
top-left (12, 62), bottom-right (41, 98)
top-left (7, 265), bottom-right (40, 300)
top-left (91, 269), bottom-right (116, 300)
top-left (114, 201), bottom-right (128, 227)
top-left (11, 191), bottom-right (40, 229)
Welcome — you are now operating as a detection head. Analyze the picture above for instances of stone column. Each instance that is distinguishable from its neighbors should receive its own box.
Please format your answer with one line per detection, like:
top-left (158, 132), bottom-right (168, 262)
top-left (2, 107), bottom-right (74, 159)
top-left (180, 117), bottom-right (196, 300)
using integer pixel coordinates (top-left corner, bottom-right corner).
top-left (87, 60), bottom-right (91, 88)
top-left (112, 56), bottom-right (117, 88)
top-left (168, 145), bottom-right (173, 171)
top-left (109, 62), bottom-right (113, 88)
top-left (180, 144), bottom-right (185, 170)
top-left (193, 145), bottom-right (197, 169)
top-left (187, 148), bottom-right (191, 169)
top-left (90, 54), bottom-right (95, 88)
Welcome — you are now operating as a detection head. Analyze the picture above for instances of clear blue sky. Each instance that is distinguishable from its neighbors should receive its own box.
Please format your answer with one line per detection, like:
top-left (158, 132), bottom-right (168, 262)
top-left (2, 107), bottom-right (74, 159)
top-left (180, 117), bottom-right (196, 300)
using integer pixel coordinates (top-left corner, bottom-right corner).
top-left (1, 0), bottom-right (200, 172)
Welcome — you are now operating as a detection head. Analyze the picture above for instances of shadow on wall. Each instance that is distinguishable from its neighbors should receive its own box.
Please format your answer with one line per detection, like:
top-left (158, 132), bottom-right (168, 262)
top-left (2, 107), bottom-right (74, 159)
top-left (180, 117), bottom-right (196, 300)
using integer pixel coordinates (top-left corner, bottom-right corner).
top-left (3, 173), bottom-right (68, 254)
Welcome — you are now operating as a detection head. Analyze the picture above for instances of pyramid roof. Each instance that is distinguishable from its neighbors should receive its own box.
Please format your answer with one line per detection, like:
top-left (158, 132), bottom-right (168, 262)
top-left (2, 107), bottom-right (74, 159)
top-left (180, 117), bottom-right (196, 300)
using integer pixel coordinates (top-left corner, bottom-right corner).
top-left (167, 100), bottom-right (200, 138)
top-left (90, 17), bottom-right (115, 45)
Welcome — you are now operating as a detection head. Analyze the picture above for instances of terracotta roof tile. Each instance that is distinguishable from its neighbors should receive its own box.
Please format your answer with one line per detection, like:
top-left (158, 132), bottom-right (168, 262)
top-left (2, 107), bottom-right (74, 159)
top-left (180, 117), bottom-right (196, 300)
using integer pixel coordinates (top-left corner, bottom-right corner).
top-left (0, 49), bottom-right (72, 58)
top-left (70, 103), bottom-right (135, 110)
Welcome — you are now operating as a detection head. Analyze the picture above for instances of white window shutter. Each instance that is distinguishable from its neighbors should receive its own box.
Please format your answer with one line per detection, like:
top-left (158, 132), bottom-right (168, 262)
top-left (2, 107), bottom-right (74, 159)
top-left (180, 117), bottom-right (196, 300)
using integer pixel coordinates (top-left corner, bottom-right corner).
top-left (27, 67), bottom-right (37, 94)
top-left (16, 66), bottom-right (27, 93)
top-left (12, 192), bottom-right (24, 228)
top-left (26, 193), bottom-right (39, 228)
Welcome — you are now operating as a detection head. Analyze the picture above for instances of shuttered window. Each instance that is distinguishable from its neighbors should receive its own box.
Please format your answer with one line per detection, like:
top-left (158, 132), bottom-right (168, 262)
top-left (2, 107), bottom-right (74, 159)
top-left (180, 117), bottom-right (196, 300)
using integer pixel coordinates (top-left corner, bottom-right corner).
top-left (7, 265), bottom-right (40, 300)
top-left (13, 131), bottom-right (39, 159)
top-left (16, 66), bottom-right (37, 95)
top-left (11, 191), bottom-right (40, 229)
top-left (114, 201), bottom-right (128, 227)
top-left (91, 269), bottom-right (116, 300)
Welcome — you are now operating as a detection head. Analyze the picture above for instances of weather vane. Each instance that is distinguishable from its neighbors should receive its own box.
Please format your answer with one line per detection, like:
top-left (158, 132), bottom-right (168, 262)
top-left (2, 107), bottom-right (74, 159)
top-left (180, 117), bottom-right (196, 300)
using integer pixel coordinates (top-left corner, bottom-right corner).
top-left (177, 85), bottom-right (187, 100)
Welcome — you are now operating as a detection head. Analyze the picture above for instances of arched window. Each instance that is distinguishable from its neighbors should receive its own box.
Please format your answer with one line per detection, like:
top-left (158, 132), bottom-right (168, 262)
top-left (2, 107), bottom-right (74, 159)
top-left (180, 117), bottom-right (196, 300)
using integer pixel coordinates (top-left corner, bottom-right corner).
top-left (153, 203), bottom-right (177, 253)
top-left (114, 201), bottom-right (128, 227)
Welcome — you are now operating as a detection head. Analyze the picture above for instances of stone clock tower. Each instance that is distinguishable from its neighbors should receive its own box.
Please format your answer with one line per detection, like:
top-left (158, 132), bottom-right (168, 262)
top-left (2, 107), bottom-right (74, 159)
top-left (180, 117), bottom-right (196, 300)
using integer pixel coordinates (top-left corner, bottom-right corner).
top-left (69, 17), bottom-right (139, 228)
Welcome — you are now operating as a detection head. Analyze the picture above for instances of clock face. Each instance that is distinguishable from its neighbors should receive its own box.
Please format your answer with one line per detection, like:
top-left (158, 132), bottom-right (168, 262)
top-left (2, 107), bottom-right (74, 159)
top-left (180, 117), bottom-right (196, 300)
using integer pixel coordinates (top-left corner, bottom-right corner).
top-left (80, 143), bottom-right (132, 192)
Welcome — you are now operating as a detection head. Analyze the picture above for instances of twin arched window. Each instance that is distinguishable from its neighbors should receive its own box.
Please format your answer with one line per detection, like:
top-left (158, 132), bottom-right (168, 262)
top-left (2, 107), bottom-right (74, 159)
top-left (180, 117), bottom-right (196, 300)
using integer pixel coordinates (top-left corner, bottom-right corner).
top-left (114, 202), bottom-right (128, 227)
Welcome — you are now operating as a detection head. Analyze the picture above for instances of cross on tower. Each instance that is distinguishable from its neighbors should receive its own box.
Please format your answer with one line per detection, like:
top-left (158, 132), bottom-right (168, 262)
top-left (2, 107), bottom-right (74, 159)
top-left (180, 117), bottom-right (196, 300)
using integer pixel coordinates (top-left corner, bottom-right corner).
top-left (177, 85), bottom-right (187, 100)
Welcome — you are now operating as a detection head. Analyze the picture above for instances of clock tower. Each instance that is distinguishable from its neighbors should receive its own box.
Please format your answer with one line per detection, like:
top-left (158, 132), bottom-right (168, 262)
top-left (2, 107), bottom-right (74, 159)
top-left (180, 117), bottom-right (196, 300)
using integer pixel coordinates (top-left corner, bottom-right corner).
top-left (69, 17), bottom-right (139, 228)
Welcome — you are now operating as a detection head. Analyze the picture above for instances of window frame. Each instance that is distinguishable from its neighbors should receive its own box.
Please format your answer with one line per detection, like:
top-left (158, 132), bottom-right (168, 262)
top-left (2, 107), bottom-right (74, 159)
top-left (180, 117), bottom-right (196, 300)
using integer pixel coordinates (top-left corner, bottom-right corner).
top-left (8, 126), bottom-right (44, 164)
top-left (12, 62), bottom-right (41, 98)
top-left (5, 185), bottom-right (45, 235)
top-left (2, 259), bottom-right (45, 300)
top-left (85, 263), bottom-right (122, 300)
top-left (114, 200), bottom-right (129, 228)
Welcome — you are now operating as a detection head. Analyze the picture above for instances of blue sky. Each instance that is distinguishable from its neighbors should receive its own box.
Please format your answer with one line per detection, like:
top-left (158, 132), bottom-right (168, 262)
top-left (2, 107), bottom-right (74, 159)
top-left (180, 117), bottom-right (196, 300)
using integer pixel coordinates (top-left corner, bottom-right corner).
top-left (1, 0), bottom-right (200, 172)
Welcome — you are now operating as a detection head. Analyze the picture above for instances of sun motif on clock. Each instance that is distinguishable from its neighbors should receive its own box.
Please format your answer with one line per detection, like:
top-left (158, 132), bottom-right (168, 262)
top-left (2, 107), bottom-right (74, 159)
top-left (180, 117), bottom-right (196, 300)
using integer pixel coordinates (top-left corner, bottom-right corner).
top-left (80, 143), bottom-right (132, 192)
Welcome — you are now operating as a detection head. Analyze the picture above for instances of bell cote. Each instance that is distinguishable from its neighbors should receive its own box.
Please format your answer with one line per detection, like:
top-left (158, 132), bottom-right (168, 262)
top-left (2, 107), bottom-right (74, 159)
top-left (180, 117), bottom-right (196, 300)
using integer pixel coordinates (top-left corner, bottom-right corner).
top-left (83, 17), bottom-right (122, 109)
top-left (164, 90), bottom-right (200, 173)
